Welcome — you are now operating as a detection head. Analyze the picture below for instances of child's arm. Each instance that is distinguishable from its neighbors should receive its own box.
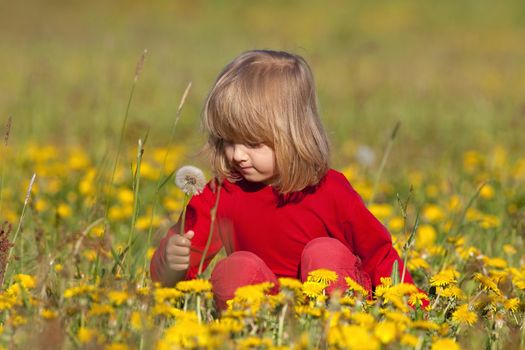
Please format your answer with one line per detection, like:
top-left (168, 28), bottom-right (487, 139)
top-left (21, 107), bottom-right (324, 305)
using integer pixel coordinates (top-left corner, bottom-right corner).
top-left (150, 181), bottom-right (223, 286)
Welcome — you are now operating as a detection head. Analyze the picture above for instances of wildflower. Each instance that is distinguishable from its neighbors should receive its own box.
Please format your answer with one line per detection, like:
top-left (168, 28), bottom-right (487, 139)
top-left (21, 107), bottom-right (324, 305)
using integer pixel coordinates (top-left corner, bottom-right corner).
top-left (330, 324), bottom-right (380, 350)
top-left (88, 303), bottom-right (114, 317)
top-left (154, 288), bottom-right (183, 304)
top-left (400, 334), bottom-right (419, 347)
top-left (175, 165), bottom-right (206, 196)
top-left (410, 320), bottom-right (439, 331)
top-left (307, 268), bottom-right (338, 286)
top-left (40, 308), bottom-right (58, 319)
top-left (415, 225), bottom-right (437, 249)
top-left (431, 338), bottom-right (460, 350)
top-left (236, 336), bottom-right (273, 349)
top-left (176, 279), bottom-right (213, 293)
top-left (503, 298), bottom-right (520, 312)
top-left (345, 276), bottom-right (369, 296)
top-left (452, 304), bottom-right (478, 326)
top-left (57, 203), bottom-right (72, 218)
top-left (108, 290), bottom-right (129, 306)
top-left (438, 286), bottom-right (465, 300)
top-left (278, 277), bottom-right (303, 292)
top-left (474, 273), bottom-right (501, 295)
top-left (430, 269), bottom-right (459, 287)
top-left (302, 281), bottom-right (325, 298)
top-left (77, 327), bottom-right (95, 344)
top-left (349, 312), bottom-right (375, 329)
top-left (130, 311), bottom-right (143, 331)
top-left (14, 274), bottom-right (36, 289)
top-left (408, 292), bottom-right (429, 308)
top-left (159, 320), bottom-right (209, 349)
top-left (374, 321), bottom-right (397, 344)
top-left (54, 264), bottom-right (63, 272)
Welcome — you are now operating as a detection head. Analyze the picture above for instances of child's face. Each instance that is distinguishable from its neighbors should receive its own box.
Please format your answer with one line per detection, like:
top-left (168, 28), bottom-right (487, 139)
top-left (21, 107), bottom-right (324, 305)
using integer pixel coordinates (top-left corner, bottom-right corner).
top-left (224, 141), bottom-right (276, 184)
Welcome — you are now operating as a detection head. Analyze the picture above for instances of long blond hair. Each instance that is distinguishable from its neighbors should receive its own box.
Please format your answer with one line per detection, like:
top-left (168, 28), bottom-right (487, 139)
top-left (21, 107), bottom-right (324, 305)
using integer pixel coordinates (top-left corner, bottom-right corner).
top-left (203, 50), bottom-right (330, 193)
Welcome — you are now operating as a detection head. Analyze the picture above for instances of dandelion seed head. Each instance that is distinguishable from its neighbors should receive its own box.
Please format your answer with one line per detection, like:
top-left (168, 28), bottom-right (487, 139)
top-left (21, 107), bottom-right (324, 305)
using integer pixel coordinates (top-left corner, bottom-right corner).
top-left (175, 165), bottom-right (206, 196)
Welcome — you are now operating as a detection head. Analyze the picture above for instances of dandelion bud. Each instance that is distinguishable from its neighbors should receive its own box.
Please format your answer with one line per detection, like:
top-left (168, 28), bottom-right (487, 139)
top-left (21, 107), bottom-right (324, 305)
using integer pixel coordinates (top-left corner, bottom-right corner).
top-left (175, 165), bottom-right (206, 196)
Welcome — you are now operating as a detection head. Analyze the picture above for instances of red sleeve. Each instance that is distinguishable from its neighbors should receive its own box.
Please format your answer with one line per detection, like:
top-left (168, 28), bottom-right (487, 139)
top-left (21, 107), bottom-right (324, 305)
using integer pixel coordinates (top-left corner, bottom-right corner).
top-left (150, 180), bottom-right (224, 282)
top-left (338, 179), bottom-right (416, 288)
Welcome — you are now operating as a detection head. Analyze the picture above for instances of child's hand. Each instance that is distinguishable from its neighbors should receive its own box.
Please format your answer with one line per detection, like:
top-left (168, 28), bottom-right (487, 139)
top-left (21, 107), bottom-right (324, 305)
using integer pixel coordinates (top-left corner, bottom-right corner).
top-left (165, 230), bottom-right (194, 271)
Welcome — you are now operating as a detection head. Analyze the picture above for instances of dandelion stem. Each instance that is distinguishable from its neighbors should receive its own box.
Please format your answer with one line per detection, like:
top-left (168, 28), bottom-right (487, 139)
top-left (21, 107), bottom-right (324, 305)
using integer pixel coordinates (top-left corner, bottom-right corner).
top-left (369, 121), bottom-right (400, 205)
top-left (277, 302), bottom-right (288, 346)
top-left (198, 181), bottom-right (222, 276)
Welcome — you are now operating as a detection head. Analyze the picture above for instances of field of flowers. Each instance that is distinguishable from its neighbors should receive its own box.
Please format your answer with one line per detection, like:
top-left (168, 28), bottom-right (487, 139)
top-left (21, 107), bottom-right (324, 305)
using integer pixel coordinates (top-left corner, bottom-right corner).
top-left (0, 137), bottom-right (524, 349)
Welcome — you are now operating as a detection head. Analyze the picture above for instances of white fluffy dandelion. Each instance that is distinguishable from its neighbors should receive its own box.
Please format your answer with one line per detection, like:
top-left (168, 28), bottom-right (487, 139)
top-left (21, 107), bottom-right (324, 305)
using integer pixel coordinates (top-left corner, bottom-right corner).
top-left (175, 165), bottom-right (206, 196)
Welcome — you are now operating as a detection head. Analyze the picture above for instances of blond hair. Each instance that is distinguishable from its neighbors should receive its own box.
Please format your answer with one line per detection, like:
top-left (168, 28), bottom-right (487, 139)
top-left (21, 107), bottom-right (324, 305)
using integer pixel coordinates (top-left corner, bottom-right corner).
top-left (203, 50), bottom-right (330, 193)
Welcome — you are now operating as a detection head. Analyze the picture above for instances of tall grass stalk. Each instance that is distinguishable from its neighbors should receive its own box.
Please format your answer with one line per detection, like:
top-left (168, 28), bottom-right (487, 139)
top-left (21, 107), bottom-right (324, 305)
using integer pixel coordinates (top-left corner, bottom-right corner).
top-left (124, 138), bottom-right (145, 277)
top-left (2, 173), bottom-right (35, 287)
top-left (197, 181), bottom-right (222, 276)
top-left (368, 121), bottom-right (400, 205)
top-left (104, 49), bottom-right (147, 220)
top-left (0, 116), bottom-right (12, 219)
top-left (100, 50), bottom-right (146, 279)
top-left (142, 82), bottom-right (191, 284)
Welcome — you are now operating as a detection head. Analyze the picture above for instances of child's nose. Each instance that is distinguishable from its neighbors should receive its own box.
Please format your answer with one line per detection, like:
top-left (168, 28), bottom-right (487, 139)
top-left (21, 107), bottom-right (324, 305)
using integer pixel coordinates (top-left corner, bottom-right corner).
top-left (232, 144), bottom-right (248, 162)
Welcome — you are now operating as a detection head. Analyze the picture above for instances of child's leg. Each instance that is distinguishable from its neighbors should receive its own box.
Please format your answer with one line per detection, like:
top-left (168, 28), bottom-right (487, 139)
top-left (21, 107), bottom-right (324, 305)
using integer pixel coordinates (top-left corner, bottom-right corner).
top-left (300, 237), bottom-right (372, 293)
top-left (210, 251), bottom-right (278, 310)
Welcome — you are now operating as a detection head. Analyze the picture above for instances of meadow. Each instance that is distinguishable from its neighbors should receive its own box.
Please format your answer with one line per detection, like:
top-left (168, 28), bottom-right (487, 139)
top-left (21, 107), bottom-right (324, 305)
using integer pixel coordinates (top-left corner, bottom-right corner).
top-left (0, 1), bottom-right (524, 349)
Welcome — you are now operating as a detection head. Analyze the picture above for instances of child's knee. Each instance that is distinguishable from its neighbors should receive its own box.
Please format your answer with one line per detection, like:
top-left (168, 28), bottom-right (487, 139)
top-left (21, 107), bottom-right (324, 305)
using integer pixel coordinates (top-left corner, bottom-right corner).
top-left (210, 251), bottom-right (277, 310)
top-left (302, 237), bottom-right (355, 264)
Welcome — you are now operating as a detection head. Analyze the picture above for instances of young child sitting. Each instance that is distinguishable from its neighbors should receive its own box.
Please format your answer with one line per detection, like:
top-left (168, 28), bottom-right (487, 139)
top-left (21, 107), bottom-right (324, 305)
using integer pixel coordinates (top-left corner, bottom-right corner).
top-left (150, 49), bottom-right (420, 309)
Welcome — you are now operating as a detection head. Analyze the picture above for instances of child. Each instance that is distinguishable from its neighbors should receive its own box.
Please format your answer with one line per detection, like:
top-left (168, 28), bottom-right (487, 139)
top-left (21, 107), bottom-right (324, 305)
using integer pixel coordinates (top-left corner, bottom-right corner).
top-left (150, 49), bottom-right (420, 309)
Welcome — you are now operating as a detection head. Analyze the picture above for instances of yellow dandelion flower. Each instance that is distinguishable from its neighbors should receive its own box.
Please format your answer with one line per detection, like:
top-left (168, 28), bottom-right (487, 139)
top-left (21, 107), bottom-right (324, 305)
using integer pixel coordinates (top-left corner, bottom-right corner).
top-left (416, 224), bottom-right (437, 249)
top-left (388, 216), bottom-right (404, 232)
top-left (408, 257), bottom-right (430, 270)
top-left (400, 333), bottom-right (419, 348)
top-left (83, 249), bottom-right (98, 262)
top-left (452, 304), bottom-right (478, 326)
top-left (349, 312), bottom-right (375, 329)
top-left (302, 281), bottom-right (326, 298)
top-left (410, 320), bottom-right (439, 331)
top-left (57, 203), bottom-right (72, 218)
top-left (307, 268), bottom-right (338, 285)
top-left (130, 311), bottom-right (143, 331)
top-left (503, 244), bottom-right (517, 255)
top-left (423, 204), bottom-right (444, 223)
top-left (408, 292), bottom-right (429, 308)
top-left (374, 321), bottom-right (397, 344)
top-left (176, 279), bottom-right (213, 293)
top-left (108, 290), bottom-right (129, 306)
top-left (14, 274), bottom-right (37, 289)
top-left (438, 286), bottom-right (466, 300)
top-left (474, 273), bottom-right (501, 295)
top-left (503, 298), bottom-right (520, 312)
top-left (154, 288), bottom-right (183, 303)
top-left (78, 327), bottom-right (94, 344)
top-left (431, 338), bottom-right (460, 350)
top-left (479, 184), bottom-right (494, 199)
top-left (379, 277), bottom-right (392, 287)
top-left (278, 277), bottom-right (303, 292)
top-left (40, 308), bottom-right (58, 319)
top-left (345, 276), bottom-right (368, 296)
top-left (54, 264), bottom-right (63, 272)
top-left (369, 203), bottom-right (393, 221)
top-left (483, 257), bottom-right (507, 269)
top-left (88, 303), bottom-right (114, 317)
top-left (430, 269), bottom-right (459, 287)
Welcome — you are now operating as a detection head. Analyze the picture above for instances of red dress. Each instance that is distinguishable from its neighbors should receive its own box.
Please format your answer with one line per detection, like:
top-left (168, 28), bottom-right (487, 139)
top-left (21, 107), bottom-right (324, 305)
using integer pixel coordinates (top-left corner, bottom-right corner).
top-left (150, 169), bottom-right (418, 289)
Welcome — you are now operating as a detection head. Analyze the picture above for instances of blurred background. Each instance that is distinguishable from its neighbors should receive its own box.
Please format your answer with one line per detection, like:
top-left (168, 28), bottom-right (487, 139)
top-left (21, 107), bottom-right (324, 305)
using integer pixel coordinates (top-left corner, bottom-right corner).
top-left (1, 0), bottom-right (524, 173)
